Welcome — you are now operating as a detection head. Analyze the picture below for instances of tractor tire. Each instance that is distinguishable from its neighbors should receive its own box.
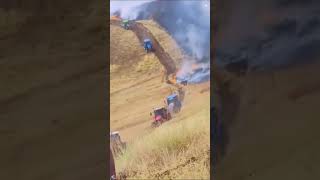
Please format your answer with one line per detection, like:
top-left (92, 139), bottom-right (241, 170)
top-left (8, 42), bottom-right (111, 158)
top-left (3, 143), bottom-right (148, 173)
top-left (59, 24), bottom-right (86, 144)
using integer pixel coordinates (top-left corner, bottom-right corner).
top-left (177, 105), bottom-right (182, 113)
top-left (151, 122), bottom-right (158, 128)
top-left (168, 103), bottom-right (174, 115)
top-left (173, 104), bottom-right (180, 113)
top-left (121, 142), bottom-right (127, 150)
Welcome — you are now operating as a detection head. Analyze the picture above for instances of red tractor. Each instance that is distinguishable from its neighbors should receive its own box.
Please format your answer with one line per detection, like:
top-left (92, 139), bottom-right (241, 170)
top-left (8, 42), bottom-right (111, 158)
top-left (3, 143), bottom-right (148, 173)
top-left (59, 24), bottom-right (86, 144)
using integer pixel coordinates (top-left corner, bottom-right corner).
top-left (150, 107), bottom-right (172, 128)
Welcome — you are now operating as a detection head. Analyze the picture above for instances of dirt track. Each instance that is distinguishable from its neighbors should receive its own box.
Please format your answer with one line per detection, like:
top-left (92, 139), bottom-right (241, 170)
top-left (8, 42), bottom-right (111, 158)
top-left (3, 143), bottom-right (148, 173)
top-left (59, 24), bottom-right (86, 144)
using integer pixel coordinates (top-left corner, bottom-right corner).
top-left (110, 19), bottom-right (177, 74)
top-left (109, 19), bottom-right (210, 146)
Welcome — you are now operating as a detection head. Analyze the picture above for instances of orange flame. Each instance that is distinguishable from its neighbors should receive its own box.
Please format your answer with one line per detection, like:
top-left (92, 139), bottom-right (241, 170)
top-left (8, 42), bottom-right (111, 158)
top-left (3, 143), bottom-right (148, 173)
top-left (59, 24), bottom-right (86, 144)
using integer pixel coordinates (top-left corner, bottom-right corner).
top-left (110, 15), bottom-right (122, 21)
top-left (191, 63), bottom-right (201, 71)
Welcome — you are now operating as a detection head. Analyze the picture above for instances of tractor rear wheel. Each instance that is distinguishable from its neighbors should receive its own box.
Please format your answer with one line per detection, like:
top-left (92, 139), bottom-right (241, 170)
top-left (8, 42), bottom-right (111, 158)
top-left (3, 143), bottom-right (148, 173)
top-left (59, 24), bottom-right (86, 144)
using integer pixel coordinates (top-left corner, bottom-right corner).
top-left (151, 121), bottom-right (159, 128)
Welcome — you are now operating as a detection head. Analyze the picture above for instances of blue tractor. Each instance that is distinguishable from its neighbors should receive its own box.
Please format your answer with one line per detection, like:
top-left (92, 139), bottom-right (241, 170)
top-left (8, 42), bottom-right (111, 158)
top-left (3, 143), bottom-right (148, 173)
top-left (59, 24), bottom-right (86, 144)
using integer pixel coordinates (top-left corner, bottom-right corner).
top-left (143, 39), bottom-right (153, 53)
top-left (177, 77), bottom-right (188, 86)
top-left (166, 93), bottom-right (182, 114)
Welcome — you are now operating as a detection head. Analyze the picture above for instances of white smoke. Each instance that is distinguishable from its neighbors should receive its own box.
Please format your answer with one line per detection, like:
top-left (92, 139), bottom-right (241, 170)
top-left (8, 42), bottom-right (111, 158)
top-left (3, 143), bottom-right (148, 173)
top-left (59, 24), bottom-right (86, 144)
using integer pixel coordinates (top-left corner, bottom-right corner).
top-left (176, 60), bottom-right (210, 83)
top-left (169, 0), bottom-right (210, 83)
top-left (110, 0), bottom-right (210, 61)
top-left (175, 1), bottom-right (210, 83)
top-left (173, 0), bottom-right (210, 61)
top-left (185, 24), bottom-right (208, 59)
top-left (110, 0), bottom-right (155, 20)
top-left (176, 60), bottom-right (195, 79)
top-left (189, 69), bottom-right (210, 83)
top-left (110, 0), bottom-right (210, 83)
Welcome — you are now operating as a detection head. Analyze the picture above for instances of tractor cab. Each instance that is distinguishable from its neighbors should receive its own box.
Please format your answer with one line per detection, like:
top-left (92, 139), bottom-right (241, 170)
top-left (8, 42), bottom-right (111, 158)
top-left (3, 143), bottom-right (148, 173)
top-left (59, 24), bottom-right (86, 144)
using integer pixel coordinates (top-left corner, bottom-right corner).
top-left (167, 94), bottom-right (178, 105)
top-left (143, 39), bottom-right (153, 52)
top-left (150, 107), bottom-right (171, 128)
top-left (153, 107), bottom-right (167, 121)
top-left (121, 19), bottom-right (130, 29)
top-left (166, 93), bottom-right (182, 113)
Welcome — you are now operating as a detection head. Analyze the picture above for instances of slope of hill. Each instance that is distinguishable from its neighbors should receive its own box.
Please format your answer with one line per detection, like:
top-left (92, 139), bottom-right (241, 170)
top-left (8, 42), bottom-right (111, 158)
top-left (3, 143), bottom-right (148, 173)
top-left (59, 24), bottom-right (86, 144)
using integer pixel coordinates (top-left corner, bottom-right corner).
top-left (110, 20), bottom-right (210, 179)
top-left (138, 20), bottom-right (185, 66)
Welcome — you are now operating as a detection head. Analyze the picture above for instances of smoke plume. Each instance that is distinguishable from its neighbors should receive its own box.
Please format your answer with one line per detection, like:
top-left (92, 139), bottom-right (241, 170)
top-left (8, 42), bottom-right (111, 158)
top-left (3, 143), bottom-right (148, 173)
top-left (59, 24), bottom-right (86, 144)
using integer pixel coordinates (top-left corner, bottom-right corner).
top-left (110, 0), bottom-right (155, 20)
top-left (215, 0), bottom-right (320, 72)
top-left (110, 0), bottom-right (210, 83)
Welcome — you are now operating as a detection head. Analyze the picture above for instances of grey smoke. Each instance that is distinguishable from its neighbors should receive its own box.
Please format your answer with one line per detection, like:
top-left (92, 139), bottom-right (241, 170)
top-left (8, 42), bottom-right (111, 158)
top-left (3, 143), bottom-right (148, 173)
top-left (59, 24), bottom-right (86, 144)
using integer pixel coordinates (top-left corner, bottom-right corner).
top-left (110, 0), bottom-right (210, 83)
top-left (110, 0), bottom-right (155, 20)
top-left (110, 0), bottom-right (210, 61)
top-left (215, 0), bottom-right (320, 72)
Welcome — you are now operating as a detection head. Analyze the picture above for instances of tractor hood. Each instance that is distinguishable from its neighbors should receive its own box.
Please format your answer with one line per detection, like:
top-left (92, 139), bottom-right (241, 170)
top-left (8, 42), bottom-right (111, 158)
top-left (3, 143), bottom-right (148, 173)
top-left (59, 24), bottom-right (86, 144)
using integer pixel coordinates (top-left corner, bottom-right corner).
top-left (167, 94), bottom-right (177, 101)
top-left (155, 115), bottom-right (162, 121)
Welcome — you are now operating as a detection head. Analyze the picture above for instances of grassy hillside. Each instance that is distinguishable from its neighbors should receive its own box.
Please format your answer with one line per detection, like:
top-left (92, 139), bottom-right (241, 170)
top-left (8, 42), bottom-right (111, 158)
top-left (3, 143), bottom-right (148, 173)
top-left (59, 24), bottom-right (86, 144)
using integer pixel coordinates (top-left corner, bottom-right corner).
top-left (110, 21), bottom-right (210, 179)
top-left (110, 25), bottom-right (145, 67)
top-left (138, 20), bottom-right (184, 67)
top-left (116, 84), bottom-right (210, 179)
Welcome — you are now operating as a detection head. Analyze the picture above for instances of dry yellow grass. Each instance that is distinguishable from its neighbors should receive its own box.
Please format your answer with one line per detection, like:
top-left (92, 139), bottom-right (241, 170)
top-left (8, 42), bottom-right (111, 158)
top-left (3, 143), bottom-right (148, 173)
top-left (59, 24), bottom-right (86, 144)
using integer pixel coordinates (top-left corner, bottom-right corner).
top-left (110, 64), bottom-right (120, 74)
top-left (110, 21), bottom-right (210, 179)
top-left (134, 53), bottom-right (162, 73)
top-left (116, 104), bottom-right (210, 179)
top-left (110, 25), bottom-right (145, 67)
top-left (138, 20), bottom-right (184, 67)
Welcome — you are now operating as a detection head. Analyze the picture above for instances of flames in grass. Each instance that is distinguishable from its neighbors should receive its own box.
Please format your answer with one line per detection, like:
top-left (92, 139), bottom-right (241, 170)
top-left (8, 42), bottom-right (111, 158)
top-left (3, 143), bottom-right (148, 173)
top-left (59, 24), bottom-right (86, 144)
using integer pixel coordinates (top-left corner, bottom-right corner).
top-left (110, 15), bottom-right (122, 21)
top-left (110, 14), bottom-right (210, 85)
top-left (175, 62), bottom-right (210, 84)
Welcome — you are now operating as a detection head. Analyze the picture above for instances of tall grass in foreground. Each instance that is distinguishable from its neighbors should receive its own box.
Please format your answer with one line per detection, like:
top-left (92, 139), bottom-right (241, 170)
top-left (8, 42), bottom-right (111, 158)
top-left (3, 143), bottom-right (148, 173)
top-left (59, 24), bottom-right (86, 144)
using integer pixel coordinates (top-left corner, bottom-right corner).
top-left (116, 106), bottom-right (210, 179)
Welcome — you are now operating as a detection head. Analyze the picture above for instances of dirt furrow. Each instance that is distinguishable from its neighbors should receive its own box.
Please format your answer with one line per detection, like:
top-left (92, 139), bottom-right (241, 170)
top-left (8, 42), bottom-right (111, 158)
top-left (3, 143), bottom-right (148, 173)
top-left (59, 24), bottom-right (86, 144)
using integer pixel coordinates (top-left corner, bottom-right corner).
top-left (110, 19), bottom-right (177, 75)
